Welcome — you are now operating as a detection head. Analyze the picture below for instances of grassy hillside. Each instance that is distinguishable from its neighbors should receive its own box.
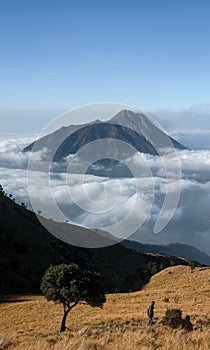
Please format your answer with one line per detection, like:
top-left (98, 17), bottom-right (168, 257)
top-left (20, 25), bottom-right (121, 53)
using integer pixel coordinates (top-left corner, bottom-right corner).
top-left (0, 266), bottom-right (209, 349)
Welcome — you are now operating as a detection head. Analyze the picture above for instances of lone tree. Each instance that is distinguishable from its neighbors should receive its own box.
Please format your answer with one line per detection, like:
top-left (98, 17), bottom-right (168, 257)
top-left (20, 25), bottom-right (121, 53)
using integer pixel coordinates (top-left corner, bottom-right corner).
top-left (40, 263), bottom-right (106, 332)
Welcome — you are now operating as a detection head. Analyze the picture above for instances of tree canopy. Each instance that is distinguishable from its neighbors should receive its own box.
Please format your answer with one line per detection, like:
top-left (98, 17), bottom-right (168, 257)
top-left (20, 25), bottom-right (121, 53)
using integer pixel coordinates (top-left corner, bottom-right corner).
top-left (40, 263), bottom-right (106, 331)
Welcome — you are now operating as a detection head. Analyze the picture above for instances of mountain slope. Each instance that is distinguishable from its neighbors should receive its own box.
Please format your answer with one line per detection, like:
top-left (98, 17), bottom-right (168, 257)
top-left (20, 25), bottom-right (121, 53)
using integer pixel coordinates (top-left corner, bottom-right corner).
top-left (122, 240), bottom-right (210, 265)
top-left (23, 119), bottom-right (101, 153)
top-left (52, 122), bottom-right (158, 161)
top-left (110, 109), bottom-right (186, 151)
top-left (0, 190), bottom-right (194, 294)
top-left (0, 191), bottom-right (144, 293)
top-left (1, 265), bottom-right (209, 349)
top-left (23, 109), bottom-right (186, 158)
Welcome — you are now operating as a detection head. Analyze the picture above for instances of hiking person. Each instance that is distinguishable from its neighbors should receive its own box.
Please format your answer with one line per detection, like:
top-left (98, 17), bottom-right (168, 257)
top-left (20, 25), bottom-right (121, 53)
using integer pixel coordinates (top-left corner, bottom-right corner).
top-left (147, 300), bottom-right (155, 325)
top-left (182, 315), bottom-right (193, 332)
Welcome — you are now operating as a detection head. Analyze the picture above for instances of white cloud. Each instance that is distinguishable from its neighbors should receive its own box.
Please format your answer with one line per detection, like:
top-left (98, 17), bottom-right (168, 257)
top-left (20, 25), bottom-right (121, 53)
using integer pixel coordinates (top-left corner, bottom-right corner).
top-left (1, 137), bottom-right (210, 253)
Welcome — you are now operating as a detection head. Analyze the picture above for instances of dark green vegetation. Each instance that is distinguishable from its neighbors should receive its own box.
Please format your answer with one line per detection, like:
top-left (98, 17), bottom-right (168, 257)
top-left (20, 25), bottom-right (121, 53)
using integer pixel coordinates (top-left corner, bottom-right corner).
top-left (162, 308), bottom-right (183, 329)
top-left (41, 263), bottom-right (106, 332)
top-left (0, 186), bottom-right (201, 295)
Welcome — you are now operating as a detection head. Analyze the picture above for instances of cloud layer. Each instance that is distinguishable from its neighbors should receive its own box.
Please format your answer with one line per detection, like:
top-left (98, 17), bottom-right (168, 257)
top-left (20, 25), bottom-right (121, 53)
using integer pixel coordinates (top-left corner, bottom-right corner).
top-left (1, 136), bottom-right (210, 254)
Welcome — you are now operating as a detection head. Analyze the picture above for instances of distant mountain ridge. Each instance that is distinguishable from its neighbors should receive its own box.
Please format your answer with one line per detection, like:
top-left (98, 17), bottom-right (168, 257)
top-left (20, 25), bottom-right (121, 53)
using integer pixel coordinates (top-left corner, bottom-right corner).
top-left (23, 109), bottom-right (186, 159)
top-left (122, 240), bottom-right (210, 265)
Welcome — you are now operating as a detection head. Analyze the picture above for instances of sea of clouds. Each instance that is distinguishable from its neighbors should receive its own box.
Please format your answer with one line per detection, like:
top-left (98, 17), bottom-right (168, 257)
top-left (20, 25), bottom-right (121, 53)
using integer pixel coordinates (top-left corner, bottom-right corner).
top-left (0, 136), bottom-right (210, 254)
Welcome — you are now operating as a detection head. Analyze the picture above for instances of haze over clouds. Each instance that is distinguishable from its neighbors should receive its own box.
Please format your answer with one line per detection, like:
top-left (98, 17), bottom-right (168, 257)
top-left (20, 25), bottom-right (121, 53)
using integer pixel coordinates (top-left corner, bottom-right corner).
top-left (1, 104), bottom-right (210, 151)
top-left (153, 105), bottom-right (210, 149)
top-left (1, 136), bottom-right (210, 255)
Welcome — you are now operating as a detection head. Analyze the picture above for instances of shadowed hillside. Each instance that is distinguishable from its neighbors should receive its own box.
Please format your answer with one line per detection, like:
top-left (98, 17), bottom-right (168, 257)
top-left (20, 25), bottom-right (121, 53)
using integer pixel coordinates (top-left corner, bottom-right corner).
top-left (0, 188), bottom-right (197, 294)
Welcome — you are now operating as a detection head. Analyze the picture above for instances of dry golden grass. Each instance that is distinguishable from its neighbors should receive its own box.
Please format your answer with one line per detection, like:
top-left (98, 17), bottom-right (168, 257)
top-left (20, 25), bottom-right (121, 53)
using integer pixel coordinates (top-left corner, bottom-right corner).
top-left (0, 265), bottom-right (210, 349)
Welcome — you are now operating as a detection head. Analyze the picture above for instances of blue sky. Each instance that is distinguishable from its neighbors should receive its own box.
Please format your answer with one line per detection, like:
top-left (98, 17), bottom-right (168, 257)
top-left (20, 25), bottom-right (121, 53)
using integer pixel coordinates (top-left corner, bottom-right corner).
top-left (1, 1), bottom-right (210, 252)
top-left (0, 0), bottom-right (210, 134)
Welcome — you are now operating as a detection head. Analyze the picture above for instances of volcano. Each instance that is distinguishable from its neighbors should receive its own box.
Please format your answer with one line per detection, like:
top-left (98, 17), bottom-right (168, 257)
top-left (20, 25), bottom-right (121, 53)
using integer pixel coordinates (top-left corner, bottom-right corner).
top-left (23, 109), bottom-right (186, 159)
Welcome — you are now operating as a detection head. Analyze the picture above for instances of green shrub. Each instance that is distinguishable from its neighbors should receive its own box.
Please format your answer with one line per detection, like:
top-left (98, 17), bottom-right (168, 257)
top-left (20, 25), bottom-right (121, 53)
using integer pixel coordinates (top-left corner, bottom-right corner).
top-left (162, 308), bottom-right (182, 329)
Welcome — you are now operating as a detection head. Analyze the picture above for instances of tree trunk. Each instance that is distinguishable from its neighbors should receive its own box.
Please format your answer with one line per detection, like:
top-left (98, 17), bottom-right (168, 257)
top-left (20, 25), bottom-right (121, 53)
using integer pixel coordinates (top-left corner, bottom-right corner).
top-left (60, 310), bottom-right (69, 332)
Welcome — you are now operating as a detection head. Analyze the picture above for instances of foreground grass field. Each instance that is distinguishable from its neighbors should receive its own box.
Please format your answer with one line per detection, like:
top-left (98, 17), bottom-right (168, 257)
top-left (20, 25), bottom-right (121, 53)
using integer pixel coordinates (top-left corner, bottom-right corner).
top-left (0, 265), bottom-right (210, 349)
